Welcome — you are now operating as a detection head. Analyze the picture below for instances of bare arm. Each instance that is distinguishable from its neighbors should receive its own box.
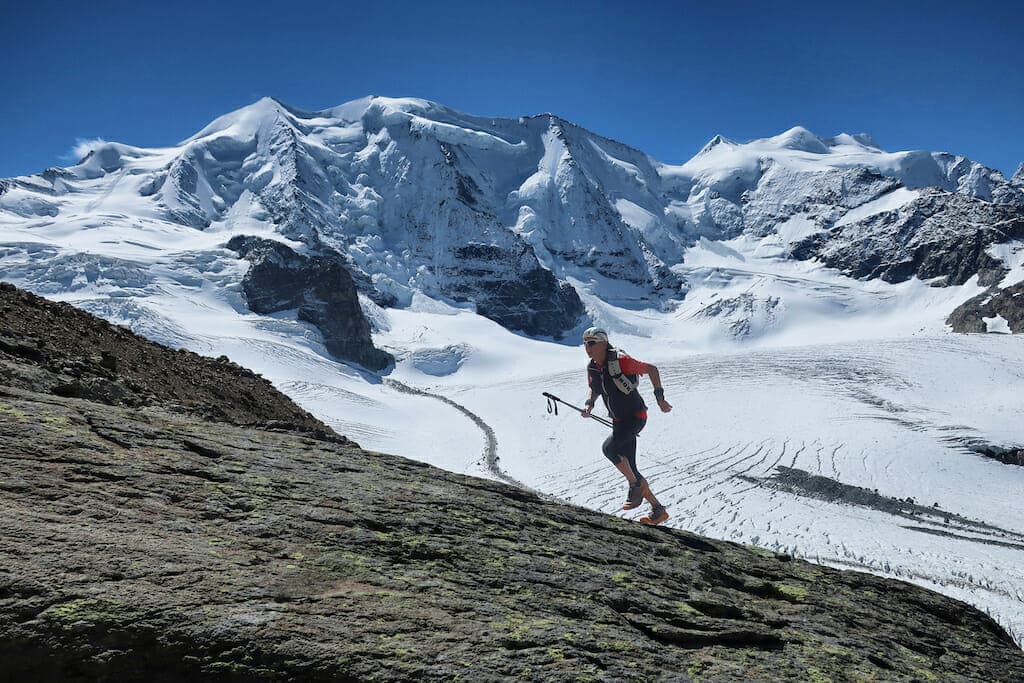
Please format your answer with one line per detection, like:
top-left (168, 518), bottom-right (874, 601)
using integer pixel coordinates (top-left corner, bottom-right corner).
top-left (582, 388), bottom-right (600, 417)
top-left (646, 364), bottom-right (673, 413)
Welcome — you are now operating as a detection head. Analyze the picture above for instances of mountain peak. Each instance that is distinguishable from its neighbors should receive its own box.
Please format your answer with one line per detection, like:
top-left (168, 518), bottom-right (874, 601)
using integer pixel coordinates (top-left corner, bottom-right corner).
top-left (322, 95), bottom-right (447, 123)
top-left (1013, 162), bottom-right (1024, 185)
top-left (321, 95), bottom-right (378, 121)
top-left (698, 134), bottom-right (737, 155)
top-left (767, 126), bottom-right (830, 154)
top-left (827, 132), bottom-right (882, 151)
top-left (183, 96), bottom-right (297, 143)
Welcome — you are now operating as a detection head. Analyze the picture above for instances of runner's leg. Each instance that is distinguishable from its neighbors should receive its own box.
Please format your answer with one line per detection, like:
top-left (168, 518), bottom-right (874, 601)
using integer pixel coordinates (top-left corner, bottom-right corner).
top-left (604, 424), bottom-right (639, 484)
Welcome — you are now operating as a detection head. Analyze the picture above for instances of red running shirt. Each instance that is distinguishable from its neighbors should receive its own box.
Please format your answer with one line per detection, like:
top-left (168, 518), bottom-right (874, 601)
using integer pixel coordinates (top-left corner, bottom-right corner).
top-left (588, 353), bottom-right (649, 420)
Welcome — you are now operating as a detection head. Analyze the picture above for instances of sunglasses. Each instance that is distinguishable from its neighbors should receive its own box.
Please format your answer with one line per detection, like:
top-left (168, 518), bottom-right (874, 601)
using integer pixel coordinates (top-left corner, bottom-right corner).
top-left (584, 340), bottom-right (601, 347)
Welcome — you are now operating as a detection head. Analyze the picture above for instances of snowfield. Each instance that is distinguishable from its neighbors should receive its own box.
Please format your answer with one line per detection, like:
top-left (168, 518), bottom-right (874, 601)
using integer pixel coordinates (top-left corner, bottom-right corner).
top-left (379, 305), bottom-right (1024, 647)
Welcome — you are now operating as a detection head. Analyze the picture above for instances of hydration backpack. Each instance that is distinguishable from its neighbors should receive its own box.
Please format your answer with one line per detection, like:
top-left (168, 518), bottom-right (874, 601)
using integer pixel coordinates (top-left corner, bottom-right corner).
top-left (606, 347), bottom-right (638, 395)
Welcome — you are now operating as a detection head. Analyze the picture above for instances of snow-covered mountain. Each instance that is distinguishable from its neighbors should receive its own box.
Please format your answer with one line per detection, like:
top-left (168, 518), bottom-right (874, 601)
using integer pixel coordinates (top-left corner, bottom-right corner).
top-left (3, 95), bottom-right (1022, 354)
top-left (3, 97), bottom-right (1024, 643)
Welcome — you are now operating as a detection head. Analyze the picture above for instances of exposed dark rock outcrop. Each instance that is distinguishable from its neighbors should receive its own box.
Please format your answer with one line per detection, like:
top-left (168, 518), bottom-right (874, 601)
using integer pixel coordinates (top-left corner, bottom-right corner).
top-left (753, 467), bottom-right (1024, 543)
top-left (440, 242), bottom-right (584, 339)
top-left (792, 192), bottom-right (1024, 286)
top-left (2, 282), bottom-right (1024, 681)
top-left (947, 281), bottom-right (1024, 333)
top-left (226, 236), bottom-right (392, 371)
top-left (946, 437), bottom-right (1024, 467)
top-left (965, 441), bottom-right (1024, 467)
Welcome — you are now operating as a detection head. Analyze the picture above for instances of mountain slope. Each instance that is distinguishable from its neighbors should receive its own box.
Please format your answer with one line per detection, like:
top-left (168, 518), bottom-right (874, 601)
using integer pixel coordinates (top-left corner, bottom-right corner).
top-left (0, 281), bottom-right (337, 435)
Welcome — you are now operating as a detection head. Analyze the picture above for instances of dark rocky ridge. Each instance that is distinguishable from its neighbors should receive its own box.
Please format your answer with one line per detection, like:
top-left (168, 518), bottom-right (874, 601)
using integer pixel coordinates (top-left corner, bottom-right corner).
top-left (947, 280), bottom-right (1024, 333)
top-left (964, 441), bottom-right (1024, 467)
top-left (2, 283), bottom-right (1023, 681)
top-left (226, 236), bottom-right (393, 371)
top-left (792, 191), bottom-right (1024, 286)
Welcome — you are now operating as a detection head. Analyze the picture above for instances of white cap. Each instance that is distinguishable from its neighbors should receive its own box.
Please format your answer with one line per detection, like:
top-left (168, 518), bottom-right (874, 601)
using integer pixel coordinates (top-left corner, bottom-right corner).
top-left (582, 326), bottom-right (608, 342)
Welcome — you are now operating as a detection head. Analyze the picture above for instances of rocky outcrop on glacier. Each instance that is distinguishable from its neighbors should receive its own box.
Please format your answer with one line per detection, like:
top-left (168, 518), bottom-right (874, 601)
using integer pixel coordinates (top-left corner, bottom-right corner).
top-left (226, 236), bottom-right (393, 371)
top-left (3, 281), bottom-right (1024, 682)
top-left (790, 192), bottom-right (1024, 285)
top-left (947, 281), bottom-right (1024, 333)
top-left (440, 241), bottom-right (585, 338)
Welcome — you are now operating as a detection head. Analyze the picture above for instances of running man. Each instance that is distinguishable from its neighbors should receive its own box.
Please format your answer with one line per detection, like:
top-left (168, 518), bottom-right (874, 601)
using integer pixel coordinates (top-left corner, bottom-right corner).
top-left (580, 327), bottom-right (672, 525)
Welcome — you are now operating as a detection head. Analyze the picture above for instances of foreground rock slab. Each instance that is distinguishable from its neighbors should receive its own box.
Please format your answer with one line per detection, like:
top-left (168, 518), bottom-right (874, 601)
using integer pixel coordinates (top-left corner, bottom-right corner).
top-left (2, 387), bottom-right (1023, 682)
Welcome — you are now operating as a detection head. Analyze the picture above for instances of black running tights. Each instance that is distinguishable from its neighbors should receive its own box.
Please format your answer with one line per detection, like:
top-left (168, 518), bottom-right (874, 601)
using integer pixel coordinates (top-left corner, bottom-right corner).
top-left (602, 416), bottom-right (647, 479)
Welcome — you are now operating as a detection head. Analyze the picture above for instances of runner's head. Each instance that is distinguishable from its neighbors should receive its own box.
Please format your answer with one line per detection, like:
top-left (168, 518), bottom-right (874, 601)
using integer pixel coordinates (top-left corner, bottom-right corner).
top-left (583, 327), bottom-right (609, 358)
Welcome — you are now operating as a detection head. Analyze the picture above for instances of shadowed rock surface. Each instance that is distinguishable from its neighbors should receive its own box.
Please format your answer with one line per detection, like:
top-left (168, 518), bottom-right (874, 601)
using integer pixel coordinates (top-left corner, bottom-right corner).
top-left (226, 236), bottom-right (393, 372)
top-left (958, 439), bottom-right (1024, 467)
top-left (441, 242), bottom-right (585, 340)
top-left (2, 283), bottom-right (1023, 681)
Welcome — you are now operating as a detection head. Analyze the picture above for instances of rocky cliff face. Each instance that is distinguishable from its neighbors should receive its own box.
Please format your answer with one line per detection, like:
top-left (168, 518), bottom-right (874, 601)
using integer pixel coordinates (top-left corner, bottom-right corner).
top-left (2, 282), bottom-right (1023, 681)
top-left (791, 191), bottom-right (1024, 285)
top-left (441, 241), bottom-right (585, 339)
top-left (226, 236), bottom-right (393, 371)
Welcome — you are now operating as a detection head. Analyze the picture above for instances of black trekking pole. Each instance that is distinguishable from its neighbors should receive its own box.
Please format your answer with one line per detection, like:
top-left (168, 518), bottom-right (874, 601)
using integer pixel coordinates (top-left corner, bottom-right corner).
top-left (543, 392), bottom-right (613, 428)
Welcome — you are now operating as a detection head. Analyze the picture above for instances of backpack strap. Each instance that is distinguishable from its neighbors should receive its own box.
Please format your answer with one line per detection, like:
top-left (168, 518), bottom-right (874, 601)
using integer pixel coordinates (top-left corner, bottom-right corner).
top-left (606, 348), bottom-right (638, 395)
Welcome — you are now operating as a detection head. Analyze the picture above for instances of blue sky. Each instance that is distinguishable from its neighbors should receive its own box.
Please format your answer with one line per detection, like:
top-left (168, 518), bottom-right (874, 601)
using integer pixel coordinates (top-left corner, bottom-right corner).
top-left (2, 0), bottom-right (1022, 178)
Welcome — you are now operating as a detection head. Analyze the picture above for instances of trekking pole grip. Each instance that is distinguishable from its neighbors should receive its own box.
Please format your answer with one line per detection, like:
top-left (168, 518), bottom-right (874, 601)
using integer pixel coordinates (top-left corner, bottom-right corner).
top-left (542, 392), bottom-right (613, 428)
